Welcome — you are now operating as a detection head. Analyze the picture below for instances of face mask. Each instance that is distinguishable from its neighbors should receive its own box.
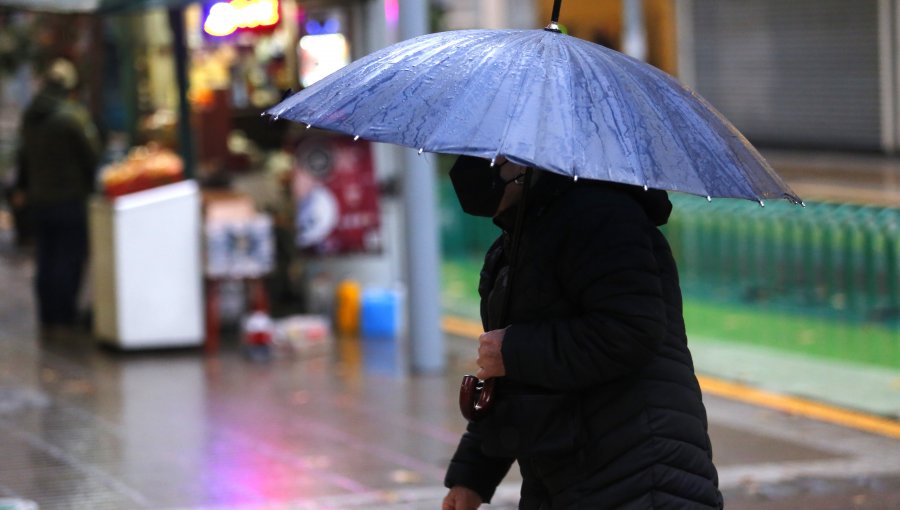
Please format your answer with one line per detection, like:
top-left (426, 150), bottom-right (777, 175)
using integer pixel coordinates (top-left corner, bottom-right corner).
top-left (449, 156), bottom-right (521, 217)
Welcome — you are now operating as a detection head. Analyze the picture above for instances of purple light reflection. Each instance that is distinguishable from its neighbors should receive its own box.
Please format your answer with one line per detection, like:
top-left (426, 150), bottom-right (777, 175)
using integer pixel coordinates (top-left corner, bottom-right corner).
top-left (384, 0), bottom-right (399, 27)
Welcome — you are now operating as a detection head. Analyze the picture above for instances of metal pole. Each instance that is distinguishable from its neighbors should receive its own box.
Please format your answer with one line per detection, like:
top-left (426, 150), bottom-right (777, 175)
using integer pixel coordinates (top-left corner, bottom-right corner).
top-left (168, 7), bottom-right (195, 179)
top-left (400, 0), bottom-right (444, 374)
top-left (623, 0), bottom-right (648, 61)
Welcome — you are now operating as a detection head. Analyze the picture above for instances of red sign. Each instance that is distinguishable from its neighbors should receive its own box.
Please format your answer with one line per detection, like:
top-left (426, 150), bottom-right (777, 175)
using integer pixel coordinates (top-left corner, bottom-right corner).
top-left (292, 137), bottom-right (381, 255)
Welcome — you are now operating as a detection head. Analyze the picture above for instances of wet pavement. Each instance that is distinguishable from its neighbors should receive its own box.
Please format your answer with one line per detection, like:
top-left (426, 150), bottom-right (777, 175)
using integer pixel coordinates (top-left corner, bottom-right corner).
top-left (1, 240), bottom-right (900, 509)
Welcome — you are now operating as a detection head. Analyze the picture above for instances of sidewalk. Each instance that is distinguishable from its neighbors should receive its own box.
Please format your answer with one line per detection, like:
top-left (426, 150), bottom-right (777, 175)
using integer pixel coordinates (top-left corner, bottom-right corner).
top-left (1, 232), bottom-right (900, 509)
top-left (762, 149), bottom-right (900, 207)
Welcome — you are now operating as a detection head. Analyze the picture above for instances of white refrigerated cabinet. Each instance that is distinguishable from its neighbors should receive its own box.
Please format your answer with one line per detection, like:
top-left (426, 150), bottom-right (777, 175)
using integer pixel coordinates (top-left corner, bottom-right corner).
top-left (90, 180), bottom-right (204, 349)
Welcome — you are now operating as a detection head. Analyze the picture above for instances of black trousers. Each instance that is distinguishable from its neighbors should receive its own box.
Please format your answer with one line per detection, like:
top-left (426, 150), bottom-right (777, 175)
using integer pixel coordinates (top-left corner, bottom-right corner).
top-left (33, 201), bottom-right (88, 326)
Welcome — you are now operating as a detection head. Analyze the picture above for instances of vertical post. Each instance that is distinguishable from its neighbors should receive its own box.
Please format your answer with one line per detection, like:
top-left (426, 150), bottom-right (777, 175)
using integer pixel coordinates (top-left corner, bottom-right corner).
top-left (400, 0), bottom-right (444, 374)
top-left (168, 7), bottom-right (196, 179)
top-left (115, 16), bottom-right (140, 146)
top-left (623, 0), bottom-right (648, 61)
top-left (886, 226), bottom-right (899, 313)
top-left (822, 219), bottom-right (836, 307)
top-left (877, 0), bottom-right (896, 153)
top-left (481, 0), bottom-right (505, 29)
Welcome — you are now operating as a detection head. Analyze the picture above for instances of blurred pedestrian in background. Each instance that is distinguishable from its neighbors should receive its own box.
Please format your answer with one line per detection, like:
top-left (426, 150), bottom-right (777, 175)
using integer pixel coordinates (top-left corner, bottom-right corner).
top-left (443, 156), bottom-right (722, 510)
top-left (14, 58), bottom-right (100, 336)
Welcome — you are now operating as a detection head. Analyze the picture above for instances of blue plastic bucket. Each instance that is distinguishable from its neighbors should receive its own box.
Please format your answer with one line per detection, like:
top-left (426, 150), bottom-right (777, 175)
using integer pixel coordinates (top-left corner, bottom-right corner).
top-left (360, 287), bottom-right (402, 339)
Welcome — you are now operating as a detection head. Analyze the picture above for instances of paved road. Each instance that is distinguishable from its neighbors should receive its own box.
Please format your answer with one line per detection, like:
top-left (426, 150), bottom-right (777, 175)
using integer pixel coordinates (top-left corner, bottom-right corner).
top-left (0, 245), bottom-right (899, 508)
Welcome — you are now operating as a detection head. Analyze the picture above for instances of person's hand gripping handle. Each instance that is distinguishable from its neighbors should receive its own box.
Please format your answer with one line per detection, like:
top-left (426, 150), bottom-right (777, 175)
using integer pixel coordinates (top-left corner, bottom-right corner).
top-left (458, 328), bottom-right (507, 421)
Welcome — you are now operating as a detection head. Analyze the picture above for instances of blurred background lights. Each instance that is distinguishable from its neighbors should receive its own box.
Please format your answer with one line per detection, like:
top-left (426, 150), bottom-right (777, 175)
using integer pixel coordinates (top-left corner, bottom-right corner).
top-left (299, 33), bottom-right (349, 87)
top-left (204, 0), bottom-right (281, 37)
top-left (384, 0), bottom-right (399, 28)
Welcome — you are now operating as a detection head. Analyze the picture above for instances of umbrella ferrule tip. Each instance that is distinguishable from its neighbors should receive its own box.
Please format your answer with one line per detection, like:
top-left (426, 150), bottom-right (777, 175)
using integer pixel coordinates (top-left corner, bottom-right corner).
top-left (544, 22), bottom-right (562, 33)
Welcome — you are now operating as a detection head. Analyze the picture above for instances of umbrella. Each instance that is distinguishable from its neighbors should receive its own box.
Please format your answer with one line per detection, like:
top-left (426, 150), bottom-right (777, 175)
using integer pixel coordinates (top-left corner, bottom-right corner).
top-left (266, 5), bottom-right (802, 206)
top-left (266, 0), bottom-right (804, 421)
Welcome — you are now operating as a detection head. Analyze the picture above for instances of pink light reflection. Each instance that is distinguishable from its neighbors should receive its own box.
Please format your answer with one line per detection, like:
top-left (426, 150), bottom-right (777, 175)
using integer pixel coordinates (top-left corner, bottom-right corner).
top-left (384, 0), bottom-right (399, 27)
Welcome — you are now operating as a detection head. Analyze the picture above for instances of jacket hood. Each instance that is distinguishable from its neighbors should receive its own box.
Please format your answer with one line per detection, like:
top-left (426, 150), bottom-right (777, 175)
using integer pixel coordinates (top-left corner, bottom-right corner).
top-left (23, 86), bottom-right (66, 125)
top-left (493, 172), bottom-right (673, 229)
top-left (621, 185), bottom-right (672, 226)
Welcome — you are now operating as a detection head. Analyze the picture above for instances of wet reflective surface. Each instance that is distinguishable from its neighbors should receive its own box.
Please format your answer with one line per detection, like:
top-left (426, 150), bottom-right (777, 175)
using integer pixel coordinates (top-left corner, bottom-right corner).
top-left (1, 238), bottom-right (900, 509)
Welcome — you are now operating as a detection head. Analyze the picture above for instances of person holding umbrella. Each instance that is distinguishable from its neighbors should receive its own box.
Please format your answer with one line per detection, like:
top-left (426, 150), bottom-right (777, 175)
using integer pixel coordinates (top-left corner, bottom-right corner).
top-left (440, 155), bottom-right (723, 509)
top-left (265, 2), bottom-right (802, 508)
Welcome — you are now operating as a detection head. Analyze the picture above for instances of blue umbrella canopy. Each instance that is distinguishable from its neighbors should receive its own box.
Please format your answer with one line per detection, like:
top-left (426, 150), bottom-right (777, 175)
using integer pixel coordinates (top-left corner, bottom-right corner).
top-left (268, 28), bottom-right (802, 205)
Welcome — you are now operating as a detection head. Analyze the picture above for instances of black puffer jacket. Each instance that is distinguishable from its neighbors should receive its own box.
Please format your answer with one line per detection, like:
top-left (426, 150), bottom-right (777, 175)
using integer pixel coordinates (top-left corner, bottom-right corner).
top-left (445, 173), bottom-right (723, 509)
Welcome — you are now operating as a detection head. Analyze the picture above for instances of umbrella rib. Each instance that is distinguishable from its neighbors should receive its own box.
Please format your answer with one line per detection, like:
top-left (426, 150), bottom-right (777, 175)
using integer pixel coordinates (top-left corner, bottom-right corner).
top-left (595, 43), bottom-right (758, 199)
top-left (611, 44), bottom-right (793, 200)
top-left (599, 51), bottom-right (711, 196)
top-left (565, 41), bottom-right (614, 182)
top-left (363, 36), bottom-right (476, 145)
top-left (493, 34), bottom-right (549, 165)
top-left (621, 55), bottom-right (798, 202)
top-left (288, 33), bottom-right (473, 142)
top-left (580, 45), bottom-right (645, 187)
top-left (422, 31), bottom-right (530, 155)
top-left (682, 88), bottom-right (799, 201)
top-left (662, 76), bottom-right (761, 199)
top-left (563, 38), bottom-right (581, 178)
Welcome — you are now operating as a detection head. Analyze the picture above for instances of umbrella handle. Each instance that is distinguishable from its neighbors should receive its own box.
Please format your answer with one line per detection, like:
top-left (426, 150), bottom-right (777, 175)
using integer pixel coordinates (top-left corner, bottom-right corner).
top-left (459, 375), bottom-right (496, 421)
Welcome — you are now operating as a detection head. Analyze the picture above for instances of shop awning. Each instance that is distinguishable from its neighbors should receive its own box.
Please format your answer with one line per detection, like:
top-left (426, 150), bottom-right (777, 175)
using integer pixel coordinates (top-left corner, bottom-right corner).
top-left (0, 0), bottom-right (199, 14)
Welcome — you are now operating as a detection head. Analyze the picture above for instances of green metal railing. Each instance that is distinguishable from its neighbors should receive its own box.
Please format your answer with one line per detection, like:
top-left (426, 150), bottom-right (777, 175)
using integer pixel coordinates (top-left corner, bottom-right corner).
top-left (664, 195), bottom-right (899, 325)
top-left (439, 176), bottom-right (900, 367)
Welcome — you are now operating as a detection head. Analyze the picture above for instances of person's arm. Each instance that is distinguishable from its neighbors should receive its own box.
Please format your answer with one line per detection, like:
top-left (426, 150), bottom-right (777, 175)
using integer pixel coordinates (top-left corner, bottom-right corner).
top-left (60, 108), bottom-right (101, 192)
top-left (501, 196), bottom-right (667, 391)
top-left (444, 421), bottom-right (514, 504)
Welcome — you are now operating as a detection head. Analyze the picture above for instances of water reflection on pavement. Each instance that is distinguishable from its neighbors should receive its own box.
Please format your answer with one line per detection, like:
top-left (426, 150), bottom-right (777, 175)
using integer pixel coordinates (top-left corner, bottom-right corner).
top-left (1, 242), bottom-right (900, 509)
top-left (0, 331), bottom-right (519, 509)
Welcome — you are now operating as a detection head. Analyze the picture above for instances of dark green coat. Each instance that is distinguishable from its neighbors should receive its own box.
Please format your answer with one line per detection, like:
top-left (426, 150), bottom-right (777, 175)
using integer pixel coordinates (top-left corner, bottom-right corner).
top-left (17, 87), bottom-right (100, 206)
top-left (445, 174), bottom-right (722, 509)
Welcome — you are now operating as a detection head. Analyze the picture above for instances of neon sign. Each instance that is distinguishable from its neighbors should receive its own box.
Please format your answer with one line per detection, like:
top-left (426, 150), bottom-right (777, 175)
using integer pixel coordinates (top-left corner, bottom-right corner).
top-left (204, 0), bottom-right (280, 37)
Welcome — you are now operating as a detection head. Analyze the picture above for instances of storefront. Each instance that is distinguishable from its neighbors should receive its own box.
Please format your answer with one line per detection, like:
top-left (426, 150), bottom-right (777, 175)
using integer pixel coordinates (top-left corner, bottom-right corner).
top-left (95, 0), bottom-right (365, 180)
top-left (677, 0), bottom-right (894, 152)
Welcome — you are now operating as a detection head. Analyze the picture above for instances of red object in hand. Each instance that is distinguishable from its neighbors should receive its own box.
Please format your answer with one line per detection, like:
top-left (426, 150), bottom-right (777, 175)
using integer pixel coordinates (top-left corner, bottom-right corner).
top-left (459, 375), bottom-right (495, 421)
